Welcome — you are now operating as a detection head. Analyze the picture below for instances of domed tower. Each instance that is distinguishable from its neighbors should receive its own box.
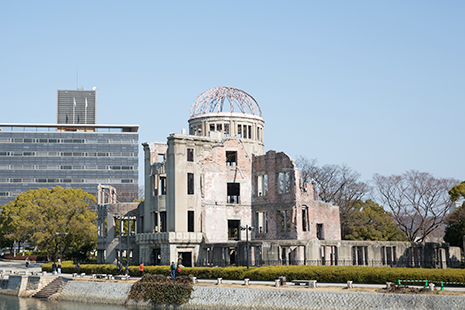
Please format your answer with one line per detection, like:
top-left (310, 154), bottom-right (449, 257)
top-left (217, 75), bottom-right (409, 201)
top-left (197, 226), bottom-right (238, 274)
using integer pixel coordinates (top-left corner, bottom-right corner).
top-left (188, 86), bottom-right (265, 155)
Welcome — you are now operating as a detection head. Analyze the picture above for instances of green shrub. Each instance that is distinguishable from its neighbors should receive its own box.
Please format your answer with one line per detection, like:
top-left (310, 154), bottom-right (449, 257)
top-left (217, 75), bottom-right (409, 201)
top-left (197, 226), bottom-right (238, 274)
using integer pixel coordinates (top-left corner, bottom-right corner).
top-left (128, 274), bottom-right (193, 305)
top-left (41, 263), bottom-right (465, 285)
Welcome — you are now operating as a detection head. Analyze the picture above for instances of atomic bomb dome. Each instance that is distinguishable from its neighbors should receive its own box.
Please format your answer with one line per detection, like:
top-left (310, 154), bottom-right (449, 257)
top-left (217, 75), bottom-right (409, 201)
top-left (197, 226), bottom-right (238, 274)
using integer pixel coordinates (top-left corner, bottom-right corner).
top-left (188, 86), bottom-right (265, 155)
top-left (189, 86), bottom-right (262, 119)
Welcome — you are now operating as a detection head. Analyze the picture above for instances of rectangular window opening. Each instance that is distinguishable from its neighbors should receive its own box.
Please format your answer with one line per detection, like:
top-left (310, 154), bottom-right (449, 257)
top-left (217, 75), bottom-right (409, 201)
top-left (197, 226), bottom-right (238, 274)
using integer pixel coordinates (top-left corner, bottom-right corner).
top-left (237, 125), bottom-right (242, 138)
top-left (278, 172), bottom-right (290, 194)
top-left (256, 174), bottom-right (268, 196)
top-left (224, 124), bottom-right (230, 137)
top-left (160, 211), bottom-right (167, 232)
top-left (317, 223), bottom-right (324, 240)
top-left (226, 151), bottom-right (237, 166)
top-left (256, 211), bottom-right (267, 233)
top-left (302, 206), bottom-right (309, 232)
top-left (228, 220), bottom-right (240, 240)
top-left (187, 148), bottom-right (194, 162)
top-left (187, 173), bottom-right (194, 195)
top-left (227, 183), bottom-right (240, 204)
top-left (188, 210), bottom-right (194, 232)
top-left (160, 176), bottom-right (167, 195)
top-left (278, 209), bottom-right (291, 232)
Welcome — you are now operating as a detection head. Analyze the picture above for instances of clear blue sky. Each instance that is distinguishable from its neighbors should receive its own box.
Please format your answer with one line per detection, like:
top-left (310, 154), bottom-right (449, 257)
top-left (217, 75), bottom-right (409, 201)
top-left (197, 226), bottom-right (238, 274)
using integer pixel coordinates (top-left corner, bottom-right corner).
top-left (1, 1), bottom-right (464, 186)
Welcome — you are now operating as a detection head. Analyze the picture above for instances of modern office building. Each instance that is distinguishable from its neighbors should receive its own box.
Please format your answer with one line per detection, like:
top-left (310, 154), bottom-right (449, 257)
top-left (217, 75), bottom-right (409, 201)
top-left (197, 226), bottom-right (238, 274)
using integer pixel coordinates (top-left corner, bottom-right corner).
top-left (0, 89), bottom-right (139, 205)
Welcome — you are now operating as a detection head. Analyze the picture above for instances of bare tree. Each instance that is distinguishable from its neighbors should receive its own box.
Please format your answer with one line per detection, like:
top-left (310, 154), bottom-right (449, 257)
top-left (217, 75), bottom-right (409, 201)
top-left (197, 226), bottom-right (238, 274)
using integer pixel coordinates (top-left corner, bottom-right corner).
top-left (372, 170), bottom-right (458, 242)
top-left (296, 156), bottom-right (370, 238)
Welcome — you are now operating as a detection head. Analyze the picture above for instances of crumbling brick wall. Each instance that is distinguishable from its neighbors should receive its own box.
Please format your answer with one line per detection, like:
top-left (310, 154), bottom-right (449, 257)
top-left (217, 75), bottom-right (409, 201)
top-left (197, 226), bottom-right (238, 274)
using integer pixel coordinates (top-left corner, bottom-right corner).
top-left (252, 150), bottom-right (341, 241)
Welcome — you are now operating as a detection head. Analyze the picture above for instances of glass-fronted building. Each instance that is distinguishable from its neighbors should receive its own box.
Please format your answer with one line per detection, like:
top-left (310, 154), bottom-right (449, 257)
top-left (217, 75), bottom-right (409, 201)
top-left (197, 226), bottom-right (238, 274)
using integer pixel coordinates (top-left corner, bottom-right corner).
top-left (0, 123), bottom-right (138, 205)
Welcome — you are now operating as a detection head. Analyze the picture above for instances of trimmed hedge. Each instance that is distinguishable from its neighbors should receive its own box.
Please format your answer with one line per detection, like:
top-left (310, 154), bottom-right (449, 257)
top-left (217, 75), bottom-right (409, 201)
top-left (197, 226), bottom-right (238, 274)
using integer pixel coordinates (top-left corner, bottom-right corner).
top-left (41, 263), bottom-right (465, 284)
top-left (129, 274), bottom-right (193, 305)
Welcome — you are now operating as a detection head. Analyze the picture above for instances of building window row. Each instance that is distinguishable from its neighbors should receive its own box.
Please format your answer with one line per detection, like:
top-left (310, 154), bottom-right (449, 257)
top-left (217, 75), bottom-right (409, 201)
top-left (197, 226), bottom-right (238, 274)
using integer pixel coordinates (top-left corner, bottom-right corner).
top-left (237, 124), bottom-right (252, 139)
top-left (0, 137), bottom-right (137, 144)
top-left (254, 172), bottom-right (290, 197)
top-left (0, 151), bottom-right (137, 157)
top-left (0, 191), bottom-right (21, 197)
top-left (0, 178), bottom-right (135, 184)
top-left (190, 123), bottom-right (263, 141)
top-left (0, 164), bottom-right (136, 171)
top-left (152, 210), bottom-right (195, 233)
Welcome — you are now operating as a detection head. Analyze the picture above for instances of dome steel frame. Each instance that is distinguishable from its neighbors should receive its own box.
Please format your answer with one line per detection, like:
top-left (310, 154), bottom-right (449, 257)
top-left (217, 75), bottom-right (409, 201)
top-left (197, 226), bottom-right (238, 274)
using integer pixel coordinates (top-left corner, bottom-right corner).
top-left (190, 87), bottom-right (262, 119)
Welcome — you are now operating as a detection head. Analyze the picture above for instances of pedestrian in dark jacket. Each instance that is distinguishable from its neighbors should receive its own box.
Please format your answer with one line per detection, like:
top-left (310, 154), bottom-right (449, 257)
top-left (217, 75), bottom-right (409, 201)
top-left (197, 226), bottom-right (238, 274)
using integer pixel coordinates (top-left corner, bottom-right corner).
top-left (170, 262), bottom-right (176, 279)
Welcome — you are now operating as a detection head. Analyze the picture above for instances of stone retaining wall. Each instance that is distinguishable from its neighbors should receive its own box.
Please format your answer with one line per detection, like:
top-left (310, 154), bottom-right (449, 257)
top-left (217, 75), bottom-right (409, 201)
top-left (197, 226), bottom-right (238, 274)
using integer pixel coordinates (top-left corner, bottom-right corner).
top-left (185, 286), bottom-right (465, 310)
top-left (59, 281), bottom-right (132, 305)
top-left (2, 276), bottom-right (465, 309)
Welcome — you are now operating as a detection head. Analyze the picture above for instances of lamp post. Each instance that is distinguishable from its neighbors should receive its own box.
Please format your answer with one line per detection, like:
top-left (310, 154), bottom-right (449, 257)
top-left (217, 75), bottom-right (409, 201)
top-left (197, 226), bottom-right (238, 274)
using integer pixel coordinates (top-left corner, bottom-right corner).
top-left (240, 225), bottom-right (254, 269)
top-left (54, 232), bottom-right (68, 261)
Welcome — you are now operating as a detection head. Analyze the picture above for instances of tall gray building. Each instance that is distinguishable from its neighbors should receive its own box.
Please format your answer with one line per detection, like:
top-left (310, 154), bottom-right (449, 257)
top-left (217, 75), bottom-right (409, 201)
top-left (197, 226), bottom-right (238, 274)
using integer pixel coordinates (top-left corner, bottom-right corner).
top-left (0, 89), bottom-right (138, 205)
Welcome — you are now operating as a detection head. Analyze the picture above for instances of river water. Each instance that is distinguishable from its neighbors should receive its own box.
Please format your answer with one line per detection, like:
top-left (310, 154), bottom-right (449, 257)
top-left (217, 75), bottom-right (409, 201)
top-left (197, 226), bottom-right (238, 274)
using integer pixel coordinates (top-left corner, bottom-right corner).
top-left (0, 295), bottom-right (164, 310)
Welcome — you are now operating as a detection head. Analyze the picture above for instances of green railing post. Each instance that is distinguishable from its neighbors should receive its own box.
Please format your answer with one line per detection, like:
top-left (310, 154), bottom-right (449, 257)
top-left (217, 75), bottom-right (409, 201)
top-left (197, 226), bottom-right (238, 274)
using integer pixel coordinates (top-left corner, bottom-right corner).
top-left (425, 279), bottom-right (428, 289)
top-left (441, 281), bottom-right (444, 291)
top-left (398, 279), bottom-right (401, 286)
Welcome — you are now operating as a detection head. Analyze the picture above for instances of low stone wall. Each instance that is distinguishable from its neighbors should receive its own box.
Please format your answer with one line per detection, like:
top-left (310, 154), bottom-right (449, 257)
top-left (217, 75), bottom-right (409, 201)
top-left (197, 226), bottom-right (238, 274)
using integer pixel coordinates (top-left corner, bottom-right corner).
top-left (185, 286), bottom-right (465, 310)
top-left (59, 281), bottom-right (132, 305)
top-left (0, 275), bottom-right (62, 297)
top-left (2, 277), bottom-right (465, 309)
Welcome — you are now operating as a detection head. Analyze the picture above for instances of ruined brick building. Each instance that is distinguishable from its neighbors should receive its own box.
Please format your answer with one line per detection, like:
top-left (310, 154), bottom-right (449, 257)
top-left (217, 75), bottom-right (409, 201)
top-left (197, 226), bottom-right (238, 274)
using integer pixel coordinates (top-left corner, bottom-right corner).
top-left (135, 86), bottom-right (340, 267)
top-left (97, 86), bottom-right (460, 269)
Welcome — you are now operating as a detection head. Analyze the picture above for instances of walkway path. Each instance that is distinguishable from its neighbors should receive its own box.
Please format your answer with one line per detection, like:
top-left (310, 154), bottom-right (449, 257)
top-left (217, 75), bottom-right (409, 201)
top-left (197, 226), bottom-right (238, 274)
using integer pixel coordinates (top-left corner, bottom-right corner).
top-left (0, 258), bottom-right (44, 273)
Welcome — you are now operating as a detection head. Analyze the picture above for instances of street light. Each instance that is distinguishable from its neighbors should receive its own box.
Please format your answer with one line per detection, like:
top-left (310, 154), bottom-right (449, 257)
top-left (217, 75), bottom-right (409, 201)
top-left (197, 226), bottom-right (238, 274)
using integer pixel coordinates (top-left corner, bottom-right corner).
top-left (54, 232), bottom-right (69, 262)
top-left (240, 225), bottom-right (254, 269)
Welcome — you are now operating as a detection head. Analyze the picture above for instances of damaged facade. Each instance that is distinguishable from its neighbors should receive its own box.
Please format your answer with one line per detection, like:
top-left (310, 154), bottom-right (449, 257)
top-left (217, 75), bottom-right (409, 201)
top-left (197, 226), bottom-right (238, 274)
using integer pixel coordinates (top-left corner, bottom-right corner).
top-left (97, 86), bottom-right (460, 268)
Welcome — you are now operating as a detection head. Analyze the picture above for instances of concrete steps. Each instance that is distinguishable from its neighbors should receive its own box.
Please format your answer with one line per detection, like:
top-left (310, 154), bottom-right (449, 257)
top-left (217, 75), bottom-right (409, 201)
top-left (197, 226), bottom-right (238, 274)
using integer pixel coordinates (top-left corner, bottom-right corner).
top-left (32, 277), bottom-right (65, 299)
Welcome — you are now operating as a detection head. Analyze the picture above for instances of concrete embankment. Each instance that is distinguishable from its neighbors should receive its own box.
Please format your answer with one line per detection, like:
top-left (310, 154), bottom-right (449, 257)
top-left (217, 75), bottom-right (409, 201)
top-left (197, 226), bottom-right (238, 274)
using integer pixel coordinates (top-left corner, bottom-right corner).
top-left (57, 281), bottom-right (465, 310)
top-left (2, 275), bottom-right (465, 309)
top-left (60, 281), bottom-right (132, 305)
top-left (186, 286), bottom-right (465, 310)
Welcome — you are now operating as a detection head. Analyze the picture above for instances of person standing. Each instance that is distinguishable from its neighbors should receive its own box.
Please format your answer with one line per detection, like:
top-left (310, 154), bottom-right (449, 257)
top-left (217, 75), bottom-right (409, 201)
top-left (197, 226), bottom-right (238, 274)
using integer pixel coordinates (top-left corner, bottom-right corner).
top-left (76, 262), bottom-right (80, 274)
top-left (117, 261), bottom-right (122, 275)
top-left (176, 263), bottom-right (181, 277)
top-left (139, 263), bottom-right (144, 276)
top-left (52, 261), bottom-right (57, 273)
top-left (170, 262), bottom-right (176, 279)
top-left (57, 259), bottom-right (62, 275)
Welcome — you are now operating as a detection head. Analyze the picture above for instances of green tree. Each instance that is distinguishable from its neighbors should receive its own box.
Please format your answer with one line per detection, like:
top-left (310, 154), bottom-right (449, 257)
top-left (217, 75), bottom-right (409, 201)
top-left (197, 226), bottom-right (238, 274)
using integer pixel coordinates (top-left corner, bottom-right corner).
top-left (444, 203), bottom-right (465, 249)
top-left (344, 200), bottom-right (407, 241)
top-left (444, 181), bottom-right (465, 249)
top-left (449, 181), bottom-right (465, 202)
top-left (0, 186), bottom-right (97, 260)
